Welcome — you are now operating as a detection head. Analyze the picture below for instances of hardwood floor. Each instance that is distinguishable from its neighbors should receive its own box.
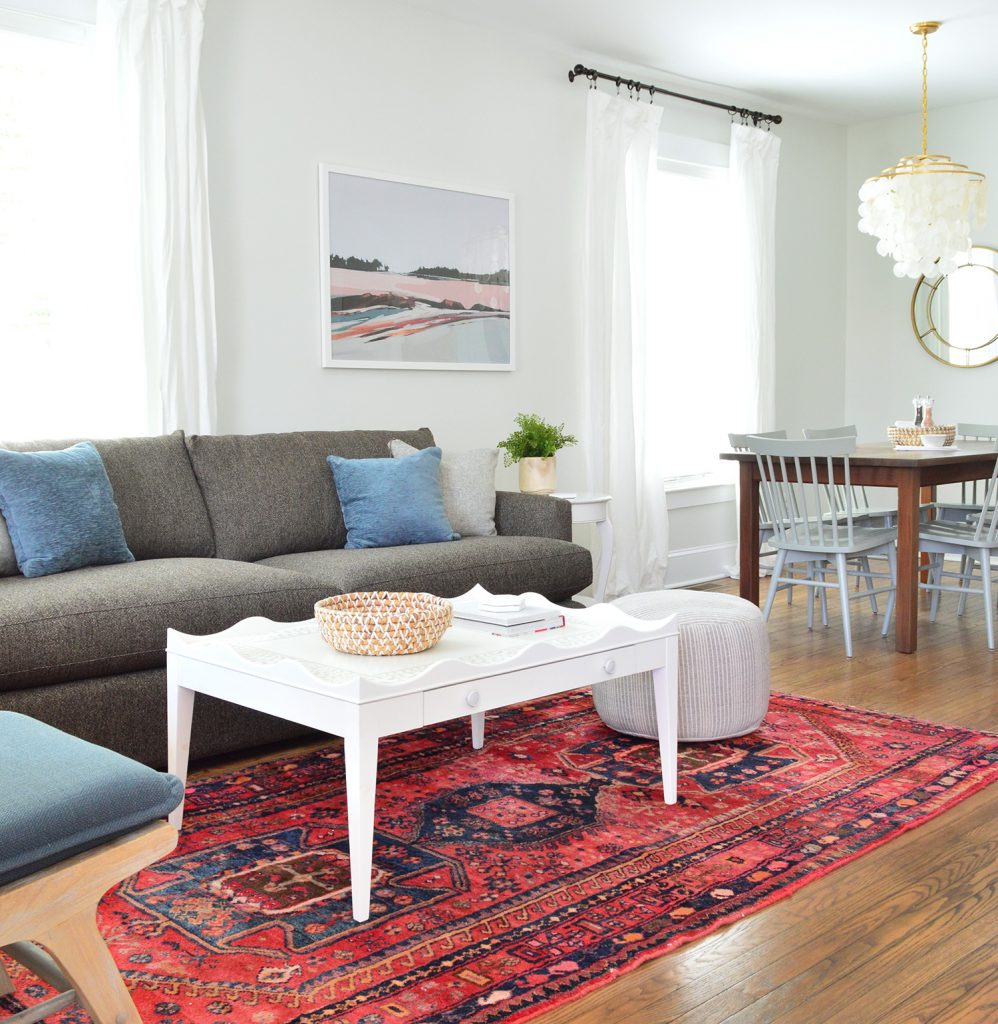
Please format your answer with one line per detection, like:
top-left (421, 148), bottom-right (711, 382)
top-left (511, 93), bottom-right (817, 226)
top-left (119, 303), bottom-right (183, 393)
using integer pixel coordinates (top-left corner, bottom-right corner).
top-left (191, 577), bottom-right (998, 1024)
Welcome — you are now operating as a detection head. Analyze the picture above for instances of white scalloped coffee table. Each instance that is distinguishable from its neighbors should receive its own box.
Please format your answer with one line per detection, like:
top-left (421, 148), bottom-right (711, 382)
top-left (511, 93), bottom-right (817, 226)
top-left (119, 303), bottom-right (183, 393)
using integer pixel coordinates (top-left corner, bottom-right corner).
top-left (165, 589), bottom-right (679, 922)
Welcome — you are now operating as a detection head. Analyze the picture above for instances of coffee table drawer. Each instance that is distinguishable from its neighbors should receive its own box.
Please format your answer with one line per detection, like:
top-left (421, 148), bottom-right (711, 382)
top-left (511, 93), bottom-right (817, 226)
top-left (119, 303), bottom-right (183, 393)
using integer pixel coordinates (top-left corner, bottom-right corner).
top-left (422, 645), bottom-right (653, 725)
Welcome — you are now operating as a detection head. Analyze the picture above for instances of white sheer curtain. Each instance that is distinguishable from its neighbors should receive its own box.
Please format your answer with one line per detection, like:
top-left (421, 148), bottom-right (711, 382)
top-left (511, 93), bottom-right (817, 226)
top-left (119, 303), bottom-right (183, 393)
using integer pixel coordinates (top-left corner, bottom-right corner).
top-left (725, 123), bottom-right (781, 579)
top-left (728, 123), bottom-right (781, 433)
top-left (97, 0), bottom-right (217, 434)
top-left (582, 89), bottom-right (667, 599)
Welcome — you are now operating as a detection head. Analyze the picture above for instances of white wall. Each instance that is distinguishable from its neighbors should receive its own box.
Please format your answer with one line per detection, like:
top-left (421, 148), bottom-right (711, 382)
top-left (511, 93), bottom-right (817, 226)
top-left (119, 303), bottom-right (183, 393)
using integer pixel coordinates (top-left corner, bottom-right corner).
top-left (202, 0), bottom-right (587, 490)
top-left (774, 115), bottom-right (847, 434)
top-left (845, 97), bottom-right (998, 438)
top-left (200, 0), bottom-right (847, 580)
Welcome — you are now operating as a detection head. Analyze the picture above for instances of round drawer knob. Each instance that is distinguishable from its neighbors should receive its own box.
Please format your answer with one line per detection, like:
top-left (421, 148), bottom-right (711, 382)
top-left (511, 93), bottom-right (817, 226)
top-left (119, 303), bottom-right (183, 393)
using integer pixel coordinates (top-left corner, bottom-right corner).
top-left (465, 691), bottom-right (481, 708)
top-left (603, 659), bottom-right (616, 674)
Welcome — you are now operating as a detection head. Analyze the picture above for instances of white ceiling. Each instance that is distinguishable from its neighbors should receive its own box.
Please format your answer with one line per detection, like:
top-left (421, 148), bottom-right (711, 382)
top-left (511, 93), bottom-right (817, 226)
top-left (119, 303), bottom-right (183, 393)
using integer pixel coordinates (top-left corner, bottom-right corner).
top-left (407, 0), bottom-right (998, 123)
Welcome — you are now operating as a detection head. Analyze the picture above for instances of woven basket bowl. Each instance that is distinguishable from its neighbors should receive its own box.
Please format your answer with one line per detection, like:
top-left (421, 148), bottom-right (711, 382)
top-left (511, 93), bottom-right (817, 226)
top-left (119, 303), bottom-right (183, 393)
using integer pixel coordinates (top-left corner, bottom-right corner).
top-left (887, 424), bottom-right (956, 447)
top-left (314, 591), bottom-right (453, 656)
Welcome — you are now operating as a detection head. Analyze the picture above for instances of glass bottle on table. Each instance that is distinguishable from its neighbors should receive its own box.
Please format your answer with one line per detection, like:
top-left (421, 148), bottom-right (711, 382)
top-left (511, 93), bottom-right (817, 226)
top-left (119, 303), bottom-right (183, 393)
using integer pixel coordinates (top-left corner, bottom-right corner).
top-left (923, 397), bottom-right (935, 429)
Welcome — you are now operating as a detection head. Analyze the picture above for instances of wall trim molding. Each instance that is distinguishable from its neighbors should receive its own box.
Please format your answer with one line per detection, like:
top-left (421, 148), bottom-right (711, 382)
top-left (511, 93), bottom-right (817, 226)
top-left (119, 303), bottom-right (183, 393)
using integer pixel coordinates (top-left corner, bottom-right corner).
top-left (664, 541), bottom-right (736, 589)
top-left (664, 480), bottom-right (735, 510)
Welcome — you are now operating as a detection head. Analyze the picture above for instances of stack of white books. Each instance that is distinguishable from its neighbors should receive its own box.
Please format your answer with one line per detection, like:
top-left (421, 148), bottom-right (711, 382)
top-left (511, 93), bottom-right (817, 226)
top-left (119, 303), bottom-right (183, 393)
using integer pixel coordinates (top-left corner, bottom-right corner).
top-left (450, 592), bottom-right (566, 637)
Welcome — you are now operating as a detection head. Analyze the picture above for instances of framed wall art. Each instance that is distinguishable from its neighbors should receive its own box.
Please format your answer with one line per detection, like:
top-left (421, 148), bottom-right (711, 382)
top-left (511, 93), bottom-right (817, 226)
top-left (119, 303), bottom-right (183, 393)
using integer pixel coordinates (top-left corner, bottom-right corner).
top-left (319, 166), bottom-right (514, 370)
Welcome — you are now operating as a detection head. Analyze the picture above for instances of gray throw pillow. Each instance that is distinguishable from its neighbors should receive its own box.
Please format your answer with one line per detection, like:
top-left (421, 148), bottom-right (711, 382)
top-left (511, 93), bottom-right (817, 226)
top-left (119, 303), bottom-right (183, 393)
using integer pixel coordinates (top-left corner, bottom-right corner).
top-left (390, 439), bottom-right (498, 537)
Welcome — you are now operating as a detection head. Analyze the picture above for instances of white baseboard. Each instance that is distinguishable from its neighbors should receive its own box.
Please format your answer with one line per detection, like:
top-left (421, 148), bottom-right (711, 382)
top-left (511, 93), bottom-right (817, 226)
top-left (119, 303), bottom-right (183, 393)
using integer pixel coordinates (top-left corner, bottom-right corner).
top-left (664, 542), bottom-right (737, 589)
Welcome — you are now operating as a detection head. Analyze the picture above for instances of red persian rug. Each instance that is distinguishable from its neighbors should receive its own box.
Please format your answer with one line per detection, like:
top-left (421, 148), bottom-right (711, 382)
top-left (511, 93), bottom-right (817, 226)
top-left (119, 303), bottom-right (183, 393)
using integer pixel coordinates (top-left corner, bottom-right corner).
top-left (4, 692), bottom-right (997, 1024)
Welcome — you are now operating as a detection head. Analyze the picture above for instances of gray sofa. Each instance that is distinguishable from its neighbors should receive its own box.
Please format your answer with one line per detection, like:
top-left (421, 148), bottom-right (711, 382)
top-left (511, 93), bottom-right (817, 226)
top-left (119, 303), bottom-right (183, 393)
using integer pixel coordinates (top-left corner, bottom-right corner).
top-left (0, 428), bottom-right (592, 767)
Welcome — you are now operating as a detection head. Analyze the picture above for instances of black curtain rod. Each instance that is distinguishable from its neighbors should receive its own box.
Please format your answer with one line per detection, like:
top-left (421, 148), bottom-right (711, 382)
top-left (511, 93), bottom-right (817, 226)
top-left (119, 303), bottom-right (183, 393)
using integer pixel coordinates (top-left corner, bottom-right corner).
top-left (568, 63), bottom-right (783, 127)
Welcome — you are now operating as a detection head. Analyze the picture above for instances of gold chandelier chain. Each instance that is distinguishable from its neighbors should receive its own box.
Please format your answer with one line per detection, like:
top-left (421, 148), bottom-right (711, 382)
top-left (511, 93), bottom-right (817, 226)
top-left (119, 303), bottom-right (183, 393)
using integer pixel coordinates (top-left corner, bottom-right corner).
top-left (921, 30), bottom-right (929, 156)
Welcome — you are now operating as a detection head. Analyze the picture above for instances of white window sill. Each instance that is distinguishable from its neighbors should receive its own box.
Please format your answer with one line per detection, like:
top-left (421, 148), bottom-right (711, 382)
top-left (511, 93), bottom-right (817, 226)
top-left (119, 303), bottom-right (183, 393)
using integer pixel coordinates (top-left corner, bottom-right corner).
top-left (663, 474), bottom-right (735, 509)
top-left (663, 472), bottom-right (729, 492)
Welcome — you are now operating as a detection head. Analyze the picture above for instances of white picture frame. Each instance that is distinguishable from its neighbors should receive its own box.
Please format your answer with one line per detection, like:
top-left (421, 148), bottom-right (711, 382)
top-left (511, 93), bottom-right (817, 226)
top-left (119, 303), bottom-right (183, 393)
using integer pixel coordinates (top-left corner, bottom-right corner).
top-left (318, 164), bottom-right (515, 371)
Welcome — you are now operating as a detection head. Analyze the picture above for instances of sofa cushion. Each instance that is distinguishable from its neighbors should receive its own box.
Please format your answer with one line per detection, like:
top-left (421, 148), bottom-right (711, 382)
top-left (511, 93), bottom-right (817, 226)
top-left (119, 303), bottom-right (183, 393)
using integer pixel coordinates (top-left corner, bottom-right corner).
top-left (257, 536), bottom-right (593, 602)
top-left (0, 558), bottom-right (329, 691)
top-left (3, 432), bottom-right (214, 563)
top-left (0, 442), bottom-right (134, 578)
top-left (0, 711), bottom-right (184, 886)
top-left (186, 428), bottom-right (435, 562)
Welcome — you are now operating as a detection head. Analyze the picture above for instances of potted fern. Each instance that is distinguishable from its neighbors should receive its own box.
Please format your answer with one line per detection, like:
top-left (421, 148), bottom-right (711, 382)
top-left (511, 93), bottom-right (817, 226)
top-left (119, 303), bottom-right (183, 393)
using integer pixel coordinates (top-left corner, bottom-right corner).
top-left (497, 413), bottom-right (578, 494)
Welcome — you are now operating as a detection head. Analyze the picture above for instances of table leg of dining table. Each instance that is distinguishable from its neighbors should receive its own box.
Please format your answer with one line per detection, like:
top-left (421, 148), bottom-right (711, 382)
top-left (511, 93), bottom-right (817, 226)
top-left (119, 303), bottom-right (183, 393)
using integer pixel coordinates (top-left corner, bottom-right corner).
top-left (920, 485), bottom-right (935, 583)
top-left (739, 460), bottom-right (761, 605)
top-left (895, 471), bottom-right (922, 653)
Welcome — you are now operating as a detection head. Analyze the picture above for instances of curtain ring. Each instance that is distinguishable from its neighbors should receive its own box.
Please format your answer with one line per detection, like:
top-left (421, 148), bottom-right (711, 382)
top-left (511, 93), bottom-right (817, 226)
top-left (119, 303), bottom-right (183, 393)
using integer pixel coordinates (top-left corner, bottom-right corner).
top-left (616, 76), bottom-right (621, 95)
top-left (648, 85), bottom-right (655, 104)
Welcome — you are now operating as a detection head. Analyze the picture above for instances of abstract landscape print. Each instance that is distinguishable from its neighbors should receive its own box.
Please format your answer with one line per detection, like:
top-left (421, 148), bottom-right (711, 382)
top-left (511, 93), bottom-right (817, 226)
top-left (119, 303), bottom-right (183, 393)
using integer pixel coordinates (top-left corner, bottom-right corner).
top-left (320, 168), bottom-right (513, 370)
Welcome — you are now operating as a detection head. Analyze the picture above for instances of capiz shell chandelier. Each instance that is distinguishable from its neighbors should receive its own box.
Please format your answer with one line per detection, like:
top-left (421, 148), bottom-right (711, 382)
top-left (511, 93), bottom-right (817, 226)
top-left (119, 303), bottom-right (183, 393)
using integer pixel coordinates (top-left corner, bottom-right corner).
top-left (858, 21), bottom-right (987, 280)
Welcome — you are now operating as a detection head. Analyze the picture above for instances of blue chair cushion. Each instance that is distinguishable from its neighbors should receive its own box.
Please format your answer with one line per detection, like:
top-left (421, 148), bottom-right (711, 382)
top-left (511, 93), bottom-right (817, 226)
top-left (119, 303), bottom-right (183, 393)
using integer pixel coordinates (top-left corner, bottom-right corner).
top-left (0, 712), bottom-right (183, 886)
top-left (0, 442), bottom-right (134, 578)
top-left (327, 446), bottom-right (458, 549)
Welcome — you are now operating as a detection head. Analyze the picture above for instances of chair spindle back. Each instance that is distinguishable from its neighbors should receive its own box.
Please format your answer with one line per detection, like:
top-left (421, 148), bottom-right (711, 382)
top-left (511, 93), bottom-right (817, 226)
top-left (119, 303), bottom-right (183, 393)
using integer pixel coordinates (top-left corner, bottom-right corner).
top-left (747, 437), bottom-right (858, 550)
top-left (728, 430), bottom-right (788, 529)
top-left (957, 423), bottom-right (998, 505)
top-left (801, 425), bottom-right (873, 517)
top-left (973, 456), bottom-right (998, 544)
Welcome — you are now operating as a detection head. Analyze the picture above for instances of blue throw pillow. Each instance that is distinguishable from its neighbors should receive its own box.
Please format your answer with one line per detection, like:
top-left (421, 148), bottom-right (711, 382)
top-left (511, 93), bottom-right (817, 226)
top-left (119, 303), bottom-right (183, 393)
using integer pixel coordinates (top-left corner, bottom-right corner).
top-left (0, 442), bottom-right (134, 577)
top-left (327, 446), bottom-right (458, 549)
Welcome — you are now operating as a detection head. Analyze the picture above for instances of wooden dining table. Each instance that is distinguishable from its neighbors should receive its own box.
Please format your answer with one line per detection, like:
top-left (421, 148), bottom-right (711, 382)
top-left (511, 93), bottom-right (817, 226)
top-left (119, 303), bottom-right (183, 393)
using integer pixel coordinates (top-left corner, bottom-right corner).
top-left (720, 441), bottom-right (998, 653)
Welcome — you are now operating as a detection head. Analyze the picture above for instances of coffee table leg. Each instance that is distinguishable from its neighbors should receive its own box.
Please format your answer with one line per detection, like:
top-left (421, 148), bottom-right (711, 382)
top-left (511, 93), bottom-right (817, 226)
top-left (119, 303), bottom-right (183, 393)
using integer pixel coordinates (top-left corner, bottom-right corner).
top-left (652, 665), bottom-right (678, 804)
top-left (471, 712), bottom-right (485, 749)
top-left (167, 681), bottom-right (195, 829)
top-left (344, 729), bottom-right (379, 922)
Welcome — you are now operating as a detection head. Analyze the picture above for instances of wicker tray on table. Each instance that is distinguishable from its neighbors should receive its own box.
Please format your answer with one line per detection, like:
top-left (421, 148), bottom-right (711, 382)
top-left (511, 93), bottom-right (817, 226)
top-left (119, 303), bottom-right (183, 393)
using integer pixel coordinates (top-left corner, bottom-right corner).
top-left (886, 425), bottom-right (956, 447)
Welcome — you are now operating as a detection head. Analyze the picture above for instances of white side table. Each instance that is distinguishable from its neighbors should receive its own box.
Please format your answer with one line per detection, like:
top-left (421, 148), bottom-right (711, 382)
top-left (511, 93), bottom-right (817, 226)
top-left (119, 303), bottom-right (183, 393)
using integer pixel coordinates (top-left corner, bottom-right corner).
top-left (552, 493), bottom-right (613, 603)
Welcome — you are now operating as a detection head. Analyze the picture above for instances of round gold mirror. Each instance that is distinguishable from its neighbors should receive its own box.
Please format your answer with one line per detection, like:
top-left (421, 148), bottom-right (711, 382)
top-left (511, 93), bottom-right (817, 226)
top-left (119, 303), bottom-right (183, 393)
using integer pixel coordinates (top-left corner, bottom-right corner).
top-left (911, 245), bottom-right (998, 367)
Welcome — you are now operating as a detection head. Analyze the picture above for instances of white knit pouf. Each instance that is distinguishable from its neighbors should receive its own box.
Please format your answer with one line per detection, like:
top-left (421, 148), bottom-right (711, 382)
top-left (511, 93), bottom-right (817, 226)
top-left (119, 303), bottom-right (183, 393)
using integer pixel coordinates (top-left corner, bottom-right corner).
top-left (592, 590), bottom-right (771, 742)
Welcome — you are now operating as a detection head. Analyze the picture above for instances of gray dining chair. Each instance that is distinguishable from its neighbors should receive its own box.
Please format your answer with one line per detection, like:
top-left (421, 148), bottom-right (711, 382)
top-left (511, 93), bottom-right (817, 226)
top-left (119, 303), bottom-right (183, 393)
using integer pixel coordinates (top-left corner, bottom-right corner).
top-left (728, 430), bottom-right (790, 550)
top-left (729, 429), bottom-right (871, 619)
top-left (920, 454), bottom-right (998, 650)
top-left (803, 424), bottom-right (898, 614)
top-left (747, 435), bottom-right (898, 658)
top-left (932, 423), bottom-right (998, 524)
top-left (802, 425), bottom-right (897, 527)
top-left (729, 430), bottom-right (799, 604)
top-left (926, 423), bottom-right (998, 598)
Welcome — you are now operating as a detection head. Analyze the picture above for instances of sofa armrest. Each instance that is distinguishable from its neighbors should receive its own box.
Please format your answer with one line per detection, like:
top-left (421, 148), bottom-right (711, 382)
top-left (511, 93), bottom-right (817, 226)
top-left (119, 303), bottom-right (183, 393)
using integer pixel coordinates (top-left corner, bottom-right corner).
top-left (494, 491), bottom-right (572, 541)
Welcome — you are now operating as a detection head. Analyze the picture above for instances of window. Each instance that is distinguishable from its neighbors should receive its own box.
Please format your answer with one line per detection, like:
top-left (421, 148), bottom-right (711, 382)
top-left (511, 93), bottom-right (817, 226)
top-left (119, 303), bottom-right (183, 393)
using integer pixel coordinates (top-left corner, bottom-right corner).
top-left (0, 6), bottom-right (145, 440)
top-left (645, 141), bottom-right (750, 482)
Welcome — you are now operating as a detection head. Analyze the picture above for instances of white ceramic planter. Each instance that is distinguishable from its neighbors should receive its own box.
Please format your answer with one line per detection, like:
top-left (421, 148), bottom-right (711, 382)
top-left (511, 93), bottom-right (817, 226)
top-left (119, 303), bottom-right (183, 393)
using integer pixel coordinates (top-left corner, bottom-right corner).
top-left (518, 456), bottom-right (557, 495)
